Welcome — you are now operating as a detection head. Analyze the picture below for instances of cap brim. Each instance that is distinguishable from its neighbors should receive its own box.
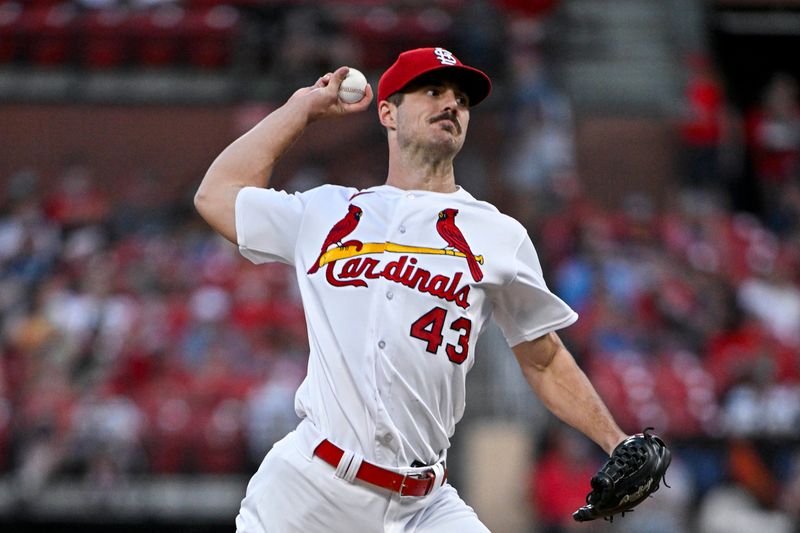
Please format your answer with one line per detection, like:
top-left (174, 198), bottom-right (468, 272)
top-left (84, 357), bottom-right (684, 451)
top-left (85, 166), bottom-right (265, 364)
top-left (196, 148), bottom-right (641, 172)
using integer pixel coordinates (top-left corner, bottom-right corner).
top-left (395, 65), bottom-right (492, 107)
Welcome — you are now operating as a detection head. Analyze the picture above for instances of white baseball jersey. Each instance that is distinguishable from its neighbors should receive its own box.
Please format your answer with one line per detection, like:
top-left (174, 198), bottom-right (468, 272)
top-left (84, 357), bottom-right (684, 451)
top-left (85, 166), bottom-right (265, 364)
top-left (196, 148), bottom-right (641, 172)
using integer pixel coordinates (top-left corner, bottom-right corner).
top-left (235, 183), bottom-right (577, 468)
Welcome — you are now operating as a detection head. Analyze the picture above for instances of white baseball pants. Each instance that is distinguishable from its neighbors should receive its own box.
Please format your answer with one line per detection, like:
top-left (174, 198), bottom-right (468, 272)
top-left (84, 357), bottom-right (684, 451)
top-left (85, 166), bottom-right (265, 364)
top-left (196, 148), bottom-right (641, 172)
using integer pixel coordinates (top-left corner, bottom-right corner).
top-left (235, 423), bottom-right (490, 533)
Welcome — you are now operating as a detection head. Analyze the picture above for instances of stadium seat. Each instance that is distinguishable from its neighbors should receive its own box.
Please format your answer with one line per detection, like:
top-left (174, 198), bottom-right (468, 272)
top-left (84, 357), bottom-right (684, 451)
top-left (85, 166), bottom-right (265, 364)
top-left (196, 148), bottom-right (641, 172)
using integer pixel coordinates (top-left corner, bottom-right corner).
top-left (79, 7), bottom-right (131, 69)
top-left (128, 4), bottom-right (186, 68)
top-left (19, 2), bottom-right (78, 67)
top-left (183, 5), bottom-right (240, 70)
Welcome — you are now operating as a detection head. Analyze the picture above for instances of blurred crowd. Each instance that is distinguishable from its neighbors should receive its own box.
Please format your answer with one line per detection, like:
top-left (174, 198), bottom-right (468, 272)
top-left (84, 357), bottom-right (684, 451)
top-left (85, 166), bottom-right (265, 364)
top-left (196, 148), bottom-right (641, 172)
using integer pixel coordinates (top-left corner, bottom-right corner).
top-left (0, 163), bottom-right (310, 496)
top-left (1, 0), bottom-right (800, 531)
top-left (520, 57), bottom-right (800, 531)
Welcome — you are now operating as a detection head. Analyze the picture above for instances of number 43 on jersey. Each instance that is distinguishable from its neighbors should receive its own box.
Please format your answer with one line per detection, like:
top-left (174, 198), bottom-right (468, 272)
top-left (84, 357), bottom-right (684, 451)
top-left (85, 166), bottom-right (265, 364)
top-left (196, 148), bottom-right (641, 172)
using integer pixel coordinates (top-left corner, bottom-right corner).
top-left (410, 307), bottom-right (472, 364)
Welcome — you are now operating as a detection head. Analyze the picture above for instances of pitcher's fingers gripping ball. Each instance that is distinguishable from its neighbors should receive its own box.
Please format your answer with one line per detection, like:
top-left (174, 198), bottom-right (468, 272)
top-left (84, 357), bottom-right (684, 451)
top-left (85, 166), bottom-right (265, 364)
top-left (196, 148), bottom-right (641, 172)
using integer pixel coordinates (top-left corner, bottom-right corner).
top-left (338, 68), bottom-right (368, 103)
top-left (572, 428), bottom-right (671, 522)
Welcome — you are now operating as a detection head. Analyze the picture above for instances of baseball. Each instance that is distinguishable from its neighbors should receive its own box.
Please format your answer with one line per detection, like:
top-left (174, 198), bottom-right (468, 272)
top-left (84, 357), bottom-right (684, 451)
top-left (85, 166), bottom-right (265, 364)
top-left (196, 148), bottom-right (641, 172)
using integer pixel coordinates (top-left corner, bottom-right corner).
top-left (338, 68), bottom-right (368, 104)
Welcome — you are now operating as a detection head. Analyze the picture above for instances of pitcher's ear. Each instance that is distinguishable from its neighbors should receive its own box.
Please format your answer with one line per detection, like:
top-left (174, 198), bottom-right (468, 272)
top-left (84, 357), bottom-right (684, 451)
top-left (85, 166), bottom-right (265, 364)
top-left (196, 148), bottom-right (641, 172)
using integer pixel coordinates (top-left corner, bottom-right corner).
top-left (378, 100), bottom-right (397, 130)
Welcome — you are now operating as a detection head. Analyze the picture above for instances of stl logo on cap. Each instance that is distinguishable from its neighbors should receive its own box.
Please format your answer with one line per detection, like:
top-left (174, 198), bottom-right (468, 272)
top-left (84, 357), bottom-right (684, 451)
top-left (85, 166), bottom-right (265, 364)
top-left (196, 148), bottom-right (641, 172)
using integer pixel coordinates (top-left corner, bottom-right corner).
top-left (434, 48), bottom-right (457, 66)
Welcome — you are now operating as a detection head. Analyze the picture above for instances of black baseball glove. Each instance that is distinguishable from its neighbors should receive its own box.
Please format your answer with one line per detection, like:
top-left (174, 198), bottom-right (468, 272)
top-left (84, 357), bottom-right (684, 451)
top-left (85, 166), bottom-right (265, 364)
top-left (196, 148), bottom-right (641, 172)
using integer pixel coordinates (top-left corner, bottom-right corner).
top-left (572, 428), bottom-right (671, 522)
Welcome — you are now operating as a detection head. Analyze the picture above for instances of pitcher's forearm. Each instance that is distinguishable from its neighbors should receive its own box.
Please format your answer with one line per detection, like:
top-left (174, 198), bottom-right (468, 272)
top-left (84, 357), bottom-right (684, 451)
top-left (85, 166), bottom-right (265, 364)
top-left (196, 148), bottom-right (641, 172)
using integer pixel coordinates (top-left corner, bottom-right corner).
top-left (515, 338), bottom-right (626, 455)
top-left (194, 67), bottom-right (373, 243)
top-left (194, 99), bottom-right (313, 242)
top-left (204, 97), bottom-right (314, 192)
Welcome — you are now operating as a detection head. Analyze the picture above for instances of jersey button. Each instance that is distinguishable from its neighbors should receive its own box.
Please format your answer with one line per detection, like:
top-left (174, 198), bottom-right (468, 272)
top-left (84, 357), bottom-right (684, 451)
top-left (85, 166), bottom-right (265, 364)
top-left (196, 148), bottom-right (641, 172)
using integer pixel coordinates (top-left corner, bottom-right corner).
top-left (386, 291), bottom-right (393, 300)
top-left (399, 226), bottom-right (406, 234)
top-left (378, 340), bottom-right (386, 349)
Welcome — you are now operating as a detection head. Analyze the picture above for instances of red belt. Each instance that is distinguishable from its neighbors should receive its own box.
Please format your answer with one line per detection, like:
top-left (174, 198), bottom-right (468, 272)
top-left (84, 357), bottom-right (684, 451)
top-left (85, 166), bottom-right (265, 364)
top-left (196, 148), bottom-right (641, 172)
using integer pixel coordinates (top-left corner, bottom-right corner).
top-left (313, 439), bottom-right (445, 497)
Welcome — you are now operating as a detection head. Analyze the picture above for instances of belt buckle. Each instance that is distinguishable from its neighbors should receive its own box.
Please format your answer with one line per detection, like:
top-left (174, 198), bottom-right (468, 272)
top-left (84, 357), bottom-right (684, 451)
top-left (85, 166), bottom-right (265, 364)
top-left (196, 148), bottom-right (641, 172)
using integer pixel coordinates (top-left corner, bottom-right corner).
top-left (399, 470), bottom-right (434, 498)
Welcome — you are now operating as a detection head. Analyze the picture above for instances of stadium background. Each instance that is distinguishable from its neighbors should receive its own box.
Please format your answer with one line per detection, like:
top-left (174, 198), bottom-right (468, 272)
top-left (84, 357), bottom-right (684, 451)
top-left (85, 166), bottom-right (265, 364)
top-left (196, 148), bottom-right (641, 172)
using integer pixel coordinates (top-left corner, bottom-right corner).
top-left (1, 0), bottom-right (800, 531)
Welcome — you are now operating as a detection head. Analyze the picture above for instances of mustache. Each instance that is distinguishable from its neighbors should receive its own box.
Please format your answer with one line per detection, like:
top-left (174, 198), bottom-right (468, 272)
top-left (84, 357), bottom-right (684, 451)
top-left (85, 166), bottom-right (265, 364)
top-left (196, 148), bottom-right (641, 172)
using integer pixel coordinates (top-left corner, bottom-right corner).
top-left (429, 112), bottom-right (462, 134)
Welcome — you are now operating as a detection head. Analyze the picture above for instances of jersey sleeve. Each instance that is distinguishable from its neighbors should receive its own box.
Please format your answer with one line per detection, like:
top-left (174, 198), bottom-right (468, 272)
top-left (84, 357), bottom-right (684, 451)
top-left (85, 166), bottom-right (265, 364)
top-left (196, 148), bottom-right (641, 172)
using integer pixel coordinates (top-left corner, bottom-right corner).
top-left (492, 234), bottom-right (578, 347)
top-left (235, 186), bottom-right (308, 265)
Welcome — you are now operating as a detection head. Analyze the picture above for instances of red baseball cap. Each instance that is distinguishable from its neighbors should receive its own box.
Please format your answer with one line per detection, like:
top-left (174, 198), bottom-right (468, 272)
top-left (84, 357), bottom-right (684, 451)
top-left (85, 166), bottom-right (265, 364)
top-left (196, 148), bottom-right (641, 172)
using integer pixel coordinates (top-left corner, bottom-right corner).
top-left (378, 47), bottom-right (492, 107)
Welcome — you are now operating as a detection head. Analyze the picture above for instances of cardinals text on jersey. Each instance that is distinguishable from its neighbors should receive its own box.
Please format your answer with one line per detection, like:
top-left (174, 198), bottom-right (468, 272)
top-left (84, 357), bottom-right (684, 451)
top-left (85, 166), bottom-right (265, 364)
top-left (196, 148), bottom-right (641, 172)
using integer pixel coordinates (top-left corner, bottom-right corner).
top-left (307, 204), bottom-right (485, 308)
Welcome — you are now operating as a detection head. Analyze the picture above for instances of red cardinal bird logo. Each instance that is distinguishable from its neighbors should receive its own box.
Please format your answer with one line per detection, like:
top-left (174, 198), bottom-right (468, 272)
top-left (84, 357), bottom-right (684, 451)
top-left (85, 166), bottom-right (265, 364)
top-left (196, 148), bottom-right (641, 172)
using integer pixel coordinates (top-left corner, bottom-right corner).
top-left (436, 208), bottom-right (483, 282)
top-left (308, 204), bottom-right (363, 274)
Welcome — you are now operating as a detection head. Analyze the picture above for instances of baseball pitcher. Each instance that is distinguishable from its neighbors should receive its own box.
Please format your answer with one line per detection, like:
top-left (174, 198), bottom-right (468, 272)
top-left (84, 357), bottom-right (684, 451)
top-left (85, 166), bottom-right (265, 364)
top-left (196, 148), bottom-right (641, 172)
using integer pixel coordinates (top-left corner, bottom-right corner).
top-left (195, 47), bottom-right (669, 532)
